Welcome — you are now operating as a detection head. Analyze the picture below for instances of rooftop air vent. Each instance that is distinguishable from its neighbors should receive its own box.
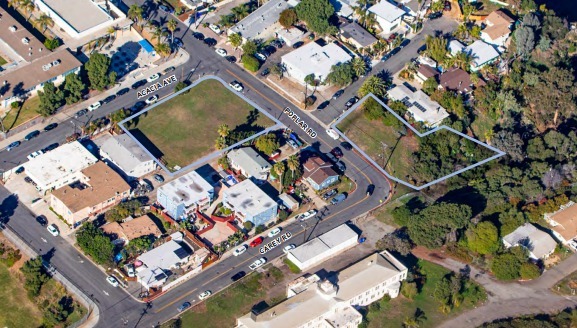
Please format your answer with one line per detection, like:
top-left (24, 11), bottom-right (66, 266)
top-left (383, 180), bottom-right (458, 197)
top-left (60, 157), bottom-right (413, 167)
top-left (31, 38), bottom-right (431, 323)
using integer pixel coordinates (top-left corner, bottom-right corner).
top-left (52, 60), bottom-right (60, 66)
top-left (9, 25), bottom-right (17, 32)
top-left (22, 37), bottom-right (30, 44)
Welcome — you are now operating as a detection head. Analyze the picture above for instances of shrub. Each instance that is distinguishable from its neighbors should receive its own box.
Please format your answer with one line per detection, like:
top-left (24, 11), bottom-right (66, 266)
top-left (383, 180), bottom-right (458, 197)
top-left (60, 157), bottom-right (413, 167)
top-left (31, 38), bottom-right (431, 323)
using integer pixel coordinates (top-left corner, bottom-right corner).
top-left (242, 55), bottom-right (260, 72)
top-left (283, 258), bottom-right (301, 273)
top-left (520, 262), bottom-right (541, 280)
top-left (10, 101), bottom-right (20, 109)
top-left (401, 281), bottom-right (418, 299)
top-left (44, 38), bottom-right (61, 50)
top-left (243, 221), bottom-right (254, 231)
top-left (278, 209), bottom-right (289, 222)
top-left (255, 224), bottom-right (265, 234)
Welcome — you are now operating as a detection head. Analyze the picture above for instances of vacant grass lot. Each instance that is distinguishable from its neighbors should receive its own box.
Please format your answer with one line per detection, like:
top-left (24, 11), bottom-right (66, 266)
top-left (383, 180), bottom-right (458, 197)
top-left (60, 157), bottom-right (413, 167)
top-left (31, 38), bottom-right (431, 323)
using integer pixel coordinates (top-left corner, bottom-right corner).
top-left (367, 260), bottom-right (485, 327)
top-left (1, 96), bottom-right (41, 132)
top-left (127, 79), bottom-right (274, 170)
top-left (0, 262), bottom-right (43, 328)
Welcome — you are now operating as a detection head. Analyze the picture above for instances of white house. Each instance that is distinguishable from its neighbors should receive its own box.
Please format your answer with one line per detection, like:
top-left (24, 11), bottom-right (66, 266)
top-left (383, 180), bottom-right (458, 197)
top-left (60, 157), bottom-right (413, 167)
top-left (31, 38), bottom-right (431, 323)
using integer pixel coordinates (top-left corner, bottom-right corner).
top-left (448, 39), bottom-right (466, 57)
top-left (236, 250), bottom-right (408, 328)
top-left (368, 0), bottom-right (406, 34)
top-left (387, 84), bottom-right (449, 127)
top-left (281, 41), bottom-right (352, 85)
top-left (222, 179), bottom-right (278, 227)
top-left (503, 223), bottom-right (557, 260)
top-left (330, 0), bottom-right (359, 18)
top-left (227, 147), bottom-right (271, 182)
top-left (480, 10), bottom-right (515, 47)
top-left (157, 170), bottom-right (214, 220)
top-left (228, 0), bottom-right (292, 41)
top-left (397, 0), bottom-right (428, 18)
top-left (95, 132), bottom-right (156, 180)
top-left (464, 40), bottom-right (500, 71)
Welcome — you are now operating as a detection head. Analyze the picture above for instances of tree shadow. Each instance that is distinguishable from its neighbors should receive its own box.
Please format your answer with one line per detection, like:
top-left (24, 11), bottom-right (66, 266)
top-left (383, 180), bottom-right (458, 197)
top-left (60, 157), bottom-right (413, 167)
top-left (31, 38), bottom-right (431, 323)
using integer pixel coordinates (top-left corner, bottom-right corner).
top-left (436, 186), bottom-right (487, 217)
top-left (0, 193), bottom-right (19, 224)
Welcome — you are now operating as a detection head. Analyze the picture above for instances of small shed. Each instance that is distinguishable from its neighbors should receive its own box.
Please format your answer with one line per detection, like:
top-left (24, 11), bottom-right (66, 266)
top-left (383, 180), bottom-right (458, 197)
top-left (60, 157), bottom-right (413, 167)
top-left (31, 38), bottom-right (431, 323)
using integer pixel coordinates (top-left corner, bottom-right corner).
top-left (279, 193), bottom-right (299, 211)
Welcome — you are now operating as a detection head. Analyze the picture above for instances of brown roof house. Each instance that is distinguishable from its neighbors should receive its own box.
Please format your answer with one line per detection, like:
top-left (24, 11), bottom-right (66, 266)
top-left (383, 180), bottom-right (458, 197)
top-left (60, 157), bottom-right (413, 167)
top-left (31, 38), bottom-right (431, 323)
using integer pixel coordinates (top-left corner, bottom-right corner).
top-left (50, 162), bottom-right (131, 227)
top-left (101, 215), bottom-right (163, 246)
top-left (544, 201), bottom-right (577, 245)
top-left (303, 157), bottom-right (339, 191)
top-left (439, 68), bottom-right (486, 95)
top-left (339, 22), bottom-right (378, 50)
top-left (480, 10), bottom-right (515, 47)
top-left (415, 64), bottom-right (439, 84)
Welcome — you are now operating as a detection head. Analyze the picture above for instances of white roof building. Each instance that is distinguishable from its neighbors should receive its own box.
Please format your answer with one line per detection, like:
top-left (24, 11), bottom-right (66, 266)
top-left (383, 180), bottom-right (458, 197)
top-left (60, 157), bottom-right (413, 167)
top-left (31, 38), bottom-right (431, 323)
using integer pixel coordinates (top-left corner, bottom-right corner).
top-left (464, 40), bottom-right (500, 71)
top-left (94, 132), bottom-right (155, 180)
top-left (448, 39), bottom-right (466, 56)
top-left (222, 179), bottom-right (278, 226)
top-left (157, 170), bottom-right (214, 220)
top-left (287, 224), bottom-right (358, 270)
top-left (227, 147), bottom-right (271, 181)
top-left (281, 42), bottom-right (352, 85)
top-left (368, 1), bottom-right (406, 34)
top-left (237, 250), bottom-right (408, 328)
top-left (387, 84), bottom-right (450, 127)
top-left (23, 141), bottom-right (98, 192)
top-left (330, 0), bottom-right (359, 18)
top-left (503, 223), bottom-right (557, 260)
top-left (277, 27), bottom-right (305, 46)
top-left (229, 0), bottom-right (293, 41)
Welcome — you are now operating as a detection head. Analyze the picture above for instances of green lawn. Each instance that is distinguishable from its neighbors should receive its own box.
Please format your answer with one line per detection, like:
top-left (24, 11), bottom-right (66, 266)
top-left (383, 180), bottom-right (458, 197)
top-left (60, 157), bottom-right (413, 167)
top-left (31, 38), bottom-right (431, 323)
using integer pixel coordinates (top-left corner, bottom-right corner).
top-left (0, 262), bottom-right (43, 328)
top-left (127, 79), bottom-right (274, 170)
top-left (470, 111), bottom-right (496, 142)
top-left (366, 260), bottom-right (486, 327)
top-left (1, 96), bottom-right (41, 132)
top-left (0, 56), bottom-right (7, 66)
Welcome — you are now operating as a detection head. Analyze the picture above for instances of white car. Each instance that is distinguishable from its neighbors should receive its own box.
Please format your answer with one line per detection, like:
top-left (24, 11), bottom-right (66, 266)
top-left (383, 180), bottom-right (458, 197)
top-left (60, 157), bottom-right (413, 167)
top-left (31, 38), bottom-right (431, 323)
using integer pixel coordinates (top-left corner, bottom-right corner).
top-left (569, 239), bottom-right (577, 251)
top-left (106, 275), bottom-right (119, 287)
top-left (255, 53), bottom-right (267, 61)
top-left (88, 101), bottom-right (102, 111)
top-left (249, 258), bottom-right (267, 270)
top-left (27, 150), bottom-right (44, 160)
top-left (296, 209), bottom-right (317, 221)
top-left (229, 81), bottom-right (243, 92)
top-left (215, 48), bottom-right (227, 57)
top-left (326, 129), bottom-right (339, 140)
top-left (283, 244), bottom-right (296, 253)
top-left (147, 73), bottom-right (160, 82)
top-left (126, 264), bottom-right (135, 277)
top-left (46, 224), bottom-right (59, 236)
top-left (198, 290), bottom-right (212, 300)
top-left (209, 24), bottom-right (221, 34)
top-left (145, 95), bottom-right (158, 104)
top-left (233, 245), bottom-right (247, 256)
top-left (268, 227), bottom-right (281, 238)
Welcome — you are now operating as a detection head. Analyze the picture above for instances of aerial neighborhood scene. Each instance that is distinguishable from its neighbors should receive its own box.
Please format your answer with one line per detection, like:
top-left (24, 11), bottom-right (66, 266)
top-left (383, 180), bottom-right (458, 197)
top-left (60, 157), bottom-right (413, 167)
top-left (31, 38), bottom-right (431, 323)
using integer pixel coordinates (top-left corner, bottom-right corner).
top-left (0, 0), bottom-right (577, 327)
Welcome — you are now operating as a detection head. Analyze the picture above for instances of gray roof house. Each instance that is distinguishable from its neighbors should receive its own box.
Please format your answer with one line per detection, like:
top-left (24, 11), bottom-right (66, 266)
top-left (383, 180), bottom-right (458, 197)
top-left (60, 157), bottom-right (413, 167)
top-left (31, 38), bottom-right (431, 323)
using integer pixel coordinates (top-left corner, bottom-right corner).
top-left (227, 147), bottom-right (272, 181)
top-left (339, 22), bottom-right (378, 49)
top-left (228, 0), bottom-right (294, 41)
top-left (94, 132), bottom-right (155, 180)
top-left (503, 223), bottom-right (557, 260)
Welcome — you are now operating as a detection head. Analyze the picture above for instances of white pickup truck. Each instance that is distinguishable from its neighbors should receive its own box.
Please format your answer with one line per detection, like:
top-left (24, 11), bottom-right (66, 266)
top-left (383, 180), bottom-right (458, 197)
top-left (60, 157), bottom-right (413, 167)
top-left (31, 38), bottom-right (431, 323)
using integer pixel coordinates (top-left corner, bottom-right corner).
top-left (249, 258), bottom-right (267, 270)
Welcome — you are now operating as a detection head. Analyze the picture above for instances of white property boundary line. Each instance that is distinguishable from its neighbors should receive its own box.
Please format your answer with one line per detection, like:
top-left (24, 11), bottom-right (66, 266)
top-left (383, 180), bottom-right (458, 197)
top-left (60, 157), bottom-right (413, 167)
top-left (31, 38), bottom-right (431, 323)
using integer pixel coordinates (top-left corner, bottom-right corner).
top-left (118, 75), bottom-right (286, 177)
top-left (331, 93), bottom-right (506, 190)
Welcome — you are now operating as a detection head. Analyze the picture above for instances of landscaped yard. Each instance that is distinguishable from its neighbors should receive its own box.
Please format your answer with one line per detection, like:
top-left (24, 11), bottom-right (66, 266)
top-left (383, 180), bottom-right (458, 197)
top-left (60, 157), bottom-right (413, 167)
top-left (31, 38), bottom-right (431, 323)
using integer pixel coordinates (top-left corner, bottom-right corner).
top-left (337, 102), bottom-right (497, 187)
top-left (1, 96), bottom-right (41, 132)
top-left (0, 262), bottom-right (43, 328)
top-left (126, 79), bottom-right (274, 171)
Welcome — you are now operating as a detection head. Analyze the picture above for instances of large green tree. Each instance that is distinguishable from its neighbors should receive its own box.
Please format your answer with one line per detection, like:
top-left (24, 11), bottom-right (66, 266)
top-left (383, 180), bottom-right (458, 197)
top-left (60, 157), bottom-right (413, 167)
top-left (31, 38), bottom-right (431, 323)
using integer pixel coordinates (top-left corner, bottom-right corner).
top-left (37, 82), bottom-right (64, 117)
top-left (254, 133), bottom-right (280, 155)
top-left (76, 222), bottom-right (115, 265)
top-left (358, 76), bottom-right (387, 98)
top-left (20, 257), bottom-right (50, 298)
top-left (295, 0), bottom-right (337, 35)
top-left (84, 53), bottom-right (117, 91)
top-left (466, 221), bottom-right (499, 255)
top-left (63, 73), bottom-right (86, 104)
top-left (408, 202), bottom-right (472, 248)
top-left (326, 62), bottom-right (353, 87)
top-left (279, 8), bottom-right (298, 29)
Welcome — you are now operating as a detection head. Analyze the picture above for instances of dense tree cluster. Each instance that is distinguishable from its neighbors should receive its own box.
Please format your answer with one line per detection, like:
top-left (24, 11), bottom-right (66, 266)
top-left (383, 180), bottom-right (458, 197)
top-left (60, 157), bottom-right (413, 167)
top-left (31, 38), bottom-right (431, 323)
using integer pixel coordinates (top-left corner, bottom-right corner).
top-left (295, 0), bottom-right (337, 35)
top-left (76, 222), bottom-right (115, 265)
top-left (105, 199), bottom-right (144, 222)
top-left (84, 53), bottom-right (117, 91)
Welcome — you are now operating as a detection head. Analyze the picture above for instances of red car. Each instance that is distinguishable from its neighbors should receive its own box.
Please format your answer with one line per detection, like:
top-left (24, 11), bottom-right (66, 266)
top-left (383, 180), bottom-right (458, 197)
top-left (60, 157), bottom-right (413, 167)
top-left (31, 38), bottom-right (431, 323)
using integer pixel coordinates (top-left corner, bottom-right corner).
top-left (331, 147), bottom-right (343, 159)
top-left (249, 237), bottom-right (264, 248)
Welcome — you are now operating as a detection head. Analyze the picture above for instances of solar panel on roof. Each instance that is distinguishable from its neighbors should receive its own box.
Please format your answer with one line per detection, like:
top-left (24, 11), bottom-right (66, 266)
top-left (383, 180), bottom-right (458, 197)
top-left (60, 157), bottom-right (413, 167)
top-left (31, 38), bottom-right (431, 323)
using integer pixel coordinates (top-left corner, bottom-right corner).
top-left (174, 248), bottom-right (189, 259)
top-left (413, 102), bottom-right (427, 112)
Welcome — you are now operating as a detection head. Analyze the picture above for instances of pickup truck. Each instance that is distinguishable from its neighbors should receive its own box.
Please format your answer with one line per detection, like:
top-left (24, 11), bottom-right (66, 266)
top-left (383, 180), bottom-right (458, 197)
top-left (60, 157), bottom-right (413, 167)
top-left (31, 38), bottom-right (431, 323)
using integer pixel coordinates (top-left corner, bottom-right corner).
top-left (249, 258), bottom-right (267, 270)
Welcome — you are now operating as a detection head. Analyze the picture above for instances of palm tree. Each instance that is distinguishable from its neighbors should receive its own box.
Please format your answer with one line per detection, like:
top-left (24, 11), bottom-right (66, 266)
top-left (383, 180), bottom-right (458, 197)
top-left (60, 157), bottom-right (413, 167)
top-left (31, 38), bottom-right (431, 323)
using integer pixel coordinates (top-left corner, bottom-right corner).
top-left (35, 14), bottom-right (54, 33)
top-left (217, 124), bottom-right (230, 138)
top-left (403, 308), bottom-right (426, 328)
top-left (273, 162), bottom-right (286, 184)
top-left (231, 4), bottom-right (250, 21)
top-left (110, 108), bottom-right (128, 133)
top-left (128, 4), bottom-right (144, 26)
top-left (228, 33), bottom-right (243, 53)
top-left (20, 0), bottom-right (36, 21)
top-left (154, 42), bottom-right (171, 57)
top-left (286, 155), bottom-right (300, 178)
top-left (358, 76), bottom-right (387, 98)
top-left (351, 57), bottom-right (367, 77)
top-left (167, 19), bottom-right (178, 44)
top-left (449, 51), bottom-right (472, 71)
top-left (453, 23), bottom-right (469, 40)
top-left (151, 27), bottom-right (168, 45)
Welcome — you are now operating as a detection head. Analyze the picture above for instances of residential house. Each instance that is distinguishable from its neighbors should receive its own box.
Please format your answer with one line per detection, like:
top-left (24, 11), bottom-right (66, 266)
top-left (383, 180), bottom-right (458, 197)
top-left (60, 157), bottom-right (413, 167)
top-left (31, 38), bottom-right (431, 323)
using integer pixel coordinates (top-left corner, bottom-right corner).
top-left (236, 250), bottom-right (408, 328)
top-left (544, 201), bottom-right (577, 245)
top-left (368, 1), bottom-right (406, 34)
top-left (23, 141), bottom-right (98, 193)
top-left (503, 223), bottom-right (557, 260)
top-left (281, 41), bottom-right (352, 85)
top-left (228, 0), bottom-right (292, 42)
top-left (302, 156), bottom-right (339, 191)
top-left (222, 179), bottom-right (278, 226)
top-left (95, 132), bottom-right (156, 180)
top-left (387, 84), bottom-right (450, 127)
top-left (439, 67), bottom-right (485, 95)
top-left (50, 162), bottom-right (131, 227)
top-left (157, 170), bottom-right (214, 220)
top-left (339, 22), bottom-right (378, 50)
top-left (415, 64), bottom-right (439, 84)
top-left (101, 214), bottom-right (163, 246)
top-left (279, 193), bottom-right (299, 211)
top-left (227, 147), bottom-right (272, 182)
top-left (0, 9), bottom-right (46, 63)
top-left (481, 10), bottom-right (516, 47)
top-left (397, 0), bottom-right (428, 18)
top-left (330, 0), bottom-right (359, 18)
top-left (277, 27), bottom-right (305, 47)
top-left (464, 40), bottom-right (500, 71)
top-left (448, 39), bottom-right (466, 56)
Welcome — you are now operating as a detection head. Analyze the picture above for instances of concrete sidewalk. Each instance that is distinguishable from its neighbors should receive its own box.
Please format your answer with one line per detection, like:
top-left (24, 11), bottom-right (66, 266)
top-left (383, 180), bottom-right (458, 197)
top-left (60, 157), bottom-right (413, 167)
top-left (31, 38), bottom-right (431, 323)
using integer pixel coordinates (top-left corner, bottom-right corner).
top-left (0, 49), bottom-right (190, 149)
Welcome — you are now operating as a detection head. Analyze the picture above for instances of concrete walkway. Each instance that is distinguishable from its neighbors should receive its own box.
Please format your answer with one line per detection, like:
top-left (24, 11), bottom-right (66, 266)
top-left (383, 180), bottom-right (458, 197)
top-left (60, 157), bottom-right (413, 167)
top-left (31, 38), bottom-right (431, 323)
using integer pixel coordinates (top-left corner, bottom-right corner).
top-left (413, 247), bottom-right (577, 327)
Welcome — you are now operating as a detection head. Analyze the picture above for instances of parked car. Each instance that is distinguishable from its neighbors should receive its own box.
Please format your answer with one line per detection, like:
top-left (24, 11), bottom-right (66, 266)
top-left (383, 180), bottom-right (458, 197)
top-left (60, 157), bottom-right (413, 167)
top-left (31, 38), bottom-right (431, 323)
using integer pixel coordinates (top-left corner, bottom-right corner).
top-left (444, 1), bottom-right (451, 11)
top-left (131, 79), bottom-right (147, 90)
top-left (15, 166), bottom-right (25, 174)
top-left (399, 39), bottom-right (411, 48)
top-left (141, 179), bottom-right (154, 192)
top-left (249, 258), bottom-right (266, 270)
top-left (145, 95), bottom-right (158, 104)
top-left (332, 90), bottom-right (344, 99)
top-left (158, 4), bottom-right (174, 13)
top-left (231, 271), bottom-right (246, 281)
top-left (177, 302), bottom-right (191, 312)
top-left (268, 149), bottom-right (281, 160)
top-left (198, 290), bottom-right (212, 300)
top-left (153, 174), bottom-right (164, 182)
top-left (147, 73), bottom-right (160, 82)
top-left (24, 130), bottom-right (40, 141)
top-left (322, 189), bottom-right (337, 200)
top-left (173, 38), bottom-right (184, 48)
top-left (260, 67), bottom-right (270, 76)
top-left (271, 39), bottom-right (283, 48)
top-left (283, 244), bottom-right (296, 253)
top-left (43, 123), bottom-right (58, 131)
top-left (6, 141), bottom-right (20, 151)
top-left (131, 101), bottom-right (146, 113)
top-left (331, 147), bottom-right (343, 158)
top-left (317, 100), bottom-right (330, 110)
top-left (163, 66), bottom-right (176, 74)
top-left (381, 53), bottom-right (391, 62)
top-left (36, 215), bottom-right (47, 226)
top-left (43, 143), bottom-right (59, 152)
top-left (340, 141), bottom-right (352, 151)
top-left (249, 236), bottom-right (264, 247)
top-left (27, 150), bottom-right (44, 160)
top-left (24, 177), bottom-right (34, 184)
top-left (325, 152), bottom-right (338, 164)
top-left (203, 38), bottom-right (217, 47)
top-left (47, 224), bottom-right (59, 236)
top-left (233, 245), bottom-right (247, 256)
top-left (229, 80), bottom-right (244, 92)
top-left (287, 139), bottom-right (299, 149)
top-left (326, 129), bottom-right (339, 140)
top-left (209, 24), bottom-right (221, 34)
top-left (255, 53), bottom-right (267, 62)
top-left (345, 96), bottom-right (359, 108)
top-left (103, 95), bottom-right (116, 103)
top-left (296, 209), bottom-right (317, 221)
top-left (215, 48), bottom-right (227, 57)
top-left (390, 47), bottom-right (401, 56)
top-left (428, 11), bottom-right (442, 19)
top-left (366, 184), bottom-right (375, 196)
top-left (88, 101), bottom-right (102, 111)
top-left (226, 56), bottom-right (237, 63)
top-left (292, 41), bottom-right (304, 49)
top-left (192, 32), bottom-right (205, 40)
top-left (126, 264), bottom-right (136, 277)
top-left (75, 109), bottom-right (88, 118)
top-left (116, 88), bottom-right (130, 96)
top-left (268, 227), bottom-right (281, 238)
top-left (330, 193), bottom-right (347, 205)
top-left (334, 161), bottom-right (346, 172)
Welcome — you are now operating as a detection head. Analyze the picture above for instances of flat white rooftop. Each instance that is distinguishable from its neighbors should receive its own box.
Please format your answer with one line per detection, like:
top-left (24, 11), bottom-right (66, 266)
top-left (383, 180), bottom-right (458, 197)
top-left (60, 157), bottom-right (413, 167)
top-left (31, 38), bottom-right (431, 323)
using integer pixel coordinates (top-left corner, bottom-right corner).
top-left (158, 170), bottom-right (213, 207)
top-left (282, 41), bottom-right (352, 81)
top-left (137, 238), bottom-right (188, 270)
top-left (289, 224), bottom-right (358, 264)
top-left (223, 179), bottom-right (276, 217)
top-left (40, 0), bottom-right (112, 34)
